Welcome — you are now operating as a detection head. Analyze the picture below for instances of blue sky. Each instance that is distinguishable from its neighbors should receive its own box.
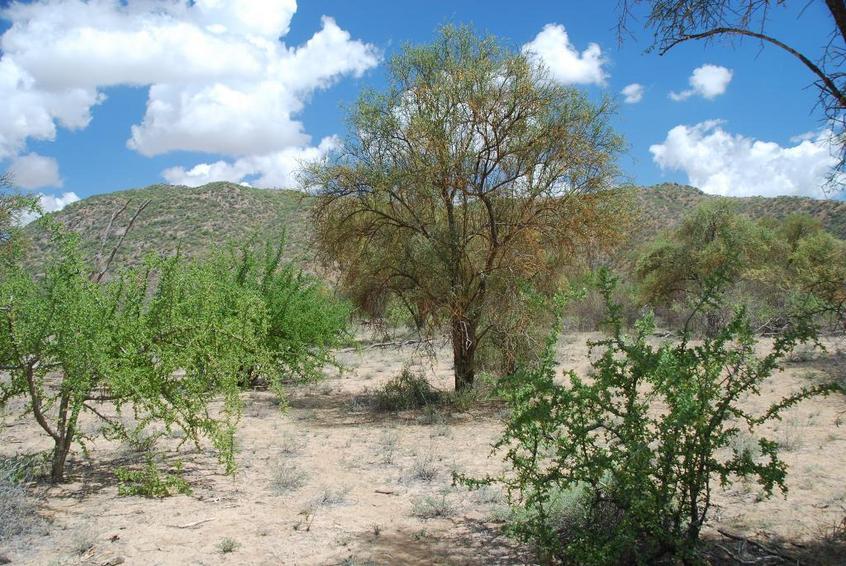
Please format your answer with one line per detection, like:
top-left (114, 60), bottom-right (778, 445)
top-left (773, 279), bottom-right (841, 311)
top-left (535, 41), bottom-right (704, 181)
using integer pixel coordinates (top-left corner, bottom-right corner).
top-left (0, 0), bottom-right (838, 213)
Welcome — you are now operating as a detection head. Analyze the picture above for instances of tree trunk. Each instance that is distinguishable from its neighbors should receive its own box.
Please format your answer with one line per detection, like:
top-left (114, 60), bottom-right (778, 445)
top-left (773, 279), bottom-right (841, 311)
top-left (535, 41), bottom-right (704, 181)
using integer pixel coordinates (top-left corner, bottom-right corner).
top-left (50, 435), bottom-right (73, 483)
top-left (705, 312), bottom-right (720, 339)
top-left (451, 316), bottom-right (477, 391)
top-left (826, 0), bottom-right (846, 46)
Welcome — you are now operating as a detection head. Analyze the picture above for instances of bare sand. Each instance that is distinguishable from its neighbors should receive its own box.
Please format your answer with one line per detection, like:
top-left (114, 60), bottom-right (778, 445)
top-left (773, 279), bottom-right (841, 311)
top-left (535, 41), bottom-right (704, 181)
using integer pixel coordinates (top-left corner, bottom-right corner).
top-left (1, 335), bottom-right (844, 565)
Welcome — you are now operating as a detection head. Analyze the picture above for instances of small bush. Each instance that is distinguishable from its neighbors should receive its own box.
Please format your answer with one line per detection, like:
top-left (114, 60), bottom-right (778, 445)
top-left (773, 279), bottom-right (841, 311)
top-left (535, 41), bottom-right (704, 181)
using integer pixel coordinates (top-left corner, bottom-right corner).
top-left (279, 432), bottom-right (306, 455)
top-left (373, 369), bottom-right (441, 412)
top-left (0, 452), bottom-right (50, 484)
top-left (312, 486), bottom-right (350, 507)
top-left (271, 463), bottom-right (307, 494)
top-left (411, 491), bottom-right (455, 519)
top-left (410, 452), bottom-right (439, 482)
top-left (115, 458), bottom-right (191, 498)
top-left (217, 537), bottom-right (240, 554)
top-left (0, 479), bottom-right (45, 544)
top-left (71, 526), bottom-right (96, 556)
top-left (377, 430), bottom-right (399, 465)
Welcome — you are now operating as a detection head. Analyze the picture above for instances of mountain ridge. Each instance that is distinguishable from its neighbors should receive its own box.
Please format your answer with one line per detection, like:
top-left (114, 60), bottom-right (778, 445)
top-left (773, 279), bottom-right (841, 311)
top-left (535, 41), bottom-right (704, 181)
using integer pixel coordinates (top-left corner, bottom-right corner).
top-left (24, 181), bottom-right (846, 271)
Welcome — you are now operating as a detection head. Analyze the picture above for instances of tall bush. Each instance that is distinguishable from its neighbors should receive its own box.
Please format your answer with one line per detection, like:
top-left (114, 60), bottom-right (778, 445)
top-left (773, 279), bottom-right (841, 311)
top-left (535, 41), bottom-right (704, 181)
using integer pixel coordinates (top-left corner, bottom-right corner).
top-left (461, 269), bottom-right (841, 564)
top-left (228, 237), bottom-right (350, 388)
top-left (0, 224), bottom-right (274, 482)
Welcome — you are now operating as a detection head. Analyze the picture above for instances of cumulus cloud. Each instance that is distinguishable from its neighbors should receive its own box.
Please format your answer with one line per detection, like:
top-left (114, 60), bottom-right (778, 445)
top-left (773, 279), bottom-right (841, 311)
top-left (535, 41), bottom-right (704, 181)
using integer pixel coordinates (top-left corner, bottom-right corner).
top-left (669, 64), bottom-right (733, 101)
top-left (8, 153), bottom-right (62, 189)
top-left (650, 121), bottom-right (837, 198)
top-left (163, 136), bottom-right (340, 188)
top-left (621, 83), bottom-right (644, 104)
top-left (20, 191), bottom-right (80, 225)
top-left (522, 24), bottom-right (607, 85)
top-left (0, 0), bottom-right (379, 184)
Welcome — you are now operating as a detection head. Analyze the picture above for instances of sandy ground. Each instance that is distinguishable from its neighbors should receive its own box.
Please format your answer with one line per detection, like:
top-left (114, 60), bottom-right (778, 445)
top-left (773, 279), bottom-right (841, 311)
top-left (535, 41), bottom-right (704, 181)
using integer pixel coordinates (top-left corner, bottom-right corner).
top-left (1, 334), bottom-right (845, 565)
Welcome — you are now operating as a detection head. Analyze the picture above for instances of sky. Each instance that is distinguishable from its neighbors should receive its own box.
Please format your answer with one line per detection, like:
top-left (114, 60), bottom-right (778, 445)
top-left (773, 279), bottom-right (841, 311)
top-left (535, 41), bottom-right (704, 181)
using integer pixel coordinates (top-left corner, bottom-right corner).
top-left (0, 0), bottom-right (839, 216)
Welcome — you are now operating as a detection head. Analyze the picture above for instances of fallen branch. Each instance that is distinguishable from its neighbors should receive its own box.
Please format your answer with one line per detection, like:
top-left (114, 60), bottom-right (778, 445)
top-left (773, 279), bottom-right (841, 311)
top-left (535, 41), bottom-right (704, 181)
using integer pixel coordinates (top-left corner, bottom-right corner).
top-left (339, 339), bottom-right (430, 352)
top-left (716, 529), bottom-right (793, 562)
top-left (713, 543), bottom-right (783, 565)
top-left (167, 518), bottom-right (214, 529)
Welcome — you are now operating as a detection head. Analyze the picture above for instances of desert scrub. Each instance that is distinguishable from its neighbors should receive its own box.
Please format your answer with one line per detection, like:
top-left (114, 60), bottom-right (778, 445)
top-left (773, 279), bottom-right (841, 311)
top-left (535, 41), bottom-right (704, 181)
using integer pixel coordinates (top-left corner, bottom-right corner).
top-left (278, 432), bottom-right (307, 455)
top-left (115, 458), bottom-right (191, 498)
top-left (409, 452), bottom-right (439, 482)
top-left (460, 269), bottom-right (842, 565)
top-left (270, 463), bottom-right (307, 494)
top-left (217, 537), bottom-right (240, 554)
top-left (0, 478), bottom-right (46, 544)
top-left (411, 490), bottom-right (456, 519)
top-left (373, 369), bottom-right (441, 412)
top-left (227, 236), bottom-right (351, 389)
top-left (0, 452), bottom-right (50, 484)
top-left (312, 486), bottom-right (350, 507)
top-left (377, 430), bottom-right (399, 465)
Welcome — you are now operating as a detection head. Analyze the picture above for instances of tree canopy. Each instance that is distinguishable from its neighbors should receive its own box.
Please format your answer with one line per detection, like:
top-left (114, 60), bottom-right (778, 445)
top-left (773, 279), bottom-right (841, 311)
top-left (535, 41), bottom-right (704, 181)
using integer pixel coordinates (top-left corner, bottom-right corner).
top-left (302, 26), bottom-right (625, 390)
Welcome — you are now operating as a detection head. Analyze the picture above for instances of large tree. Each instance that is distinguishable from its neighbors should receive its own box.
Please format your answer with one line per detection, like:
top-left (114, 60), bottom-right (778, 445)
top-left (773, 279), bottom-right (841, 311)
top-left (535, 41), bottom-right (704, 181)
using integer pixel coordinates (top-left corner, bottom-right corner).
top-left (302, 27), bottom-right (623, 390)
top-left (619, 0), bottom-right (846, 187)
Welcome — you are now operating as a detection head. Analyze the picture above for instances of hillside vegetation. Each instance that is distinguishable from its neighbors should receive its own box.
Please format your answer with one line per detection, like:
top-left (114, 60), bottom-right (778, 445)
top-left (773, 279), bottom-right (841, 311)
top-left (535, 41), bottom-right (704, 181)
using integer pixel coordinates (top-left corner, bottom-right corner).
top-left (630, 183), bottom-right (846, 241)
top-left (24, 182), bottom-right (846, 274)
top-left (24, 182), bottom-right (311, 271)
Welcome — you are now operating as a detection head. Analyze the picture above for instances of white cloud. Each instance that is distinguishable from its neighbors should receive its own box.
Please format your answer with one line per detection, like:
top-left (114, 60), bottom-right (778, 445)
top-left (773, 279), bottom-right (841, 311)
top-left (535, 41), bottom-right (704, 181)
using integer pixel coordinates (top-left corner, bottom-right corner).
top-left (20, 191), bottom-right (80, 225)
top-left (163, 136), bottom-right (340, 188)
top-left (39, 191), bottom-right (79, 213)
top-left (8, 152), bottom-right (63, 189)
top-left (522, 24), bottom-right (607, 85)
top-left (621, 83), bottom-right (644, 104)
top-left (669, 64), bottom-right (733, 101)
top-left (650, 121), bottom-right (838, 198)
top-left (0, 1), bottom-right (379, 183)
top-left (790, 131), bottom-right (818, 143)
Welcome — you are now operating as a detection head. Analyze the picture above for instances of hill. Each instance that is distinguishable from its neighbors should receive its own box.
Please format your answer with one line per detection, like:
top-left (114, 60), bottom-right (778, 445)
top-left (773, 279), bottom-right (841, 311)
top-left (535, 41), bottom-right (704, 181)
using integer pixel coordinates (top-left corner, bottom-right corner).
top-left (631, 183), bottom-right (846, 239)
top-left (23, 181), bottom-right (846, 271)
top-left (24, 182), bottom-right (312, 271)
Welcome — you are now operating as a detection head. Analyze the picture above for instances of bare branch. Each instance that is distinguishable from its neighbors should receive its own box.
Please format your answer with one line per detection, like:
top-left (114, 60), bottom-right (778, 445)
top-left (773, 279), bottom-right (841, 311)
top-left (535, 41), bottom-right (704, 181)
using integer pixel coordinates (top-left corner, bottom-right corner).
top-left (91, 199), bottom-right (151, 283)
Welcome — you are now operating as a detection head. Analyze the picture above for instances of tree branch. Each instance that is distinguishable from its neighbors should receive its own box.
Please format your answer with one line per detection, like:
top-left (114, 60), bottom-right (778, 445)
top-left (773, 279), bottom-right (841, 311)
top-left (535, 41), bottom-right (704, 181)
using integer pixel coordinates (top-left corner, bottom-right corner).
top-left (659, 27), bottom-right (846, 108)
top-left (92, 199), bottom-right (151, 283)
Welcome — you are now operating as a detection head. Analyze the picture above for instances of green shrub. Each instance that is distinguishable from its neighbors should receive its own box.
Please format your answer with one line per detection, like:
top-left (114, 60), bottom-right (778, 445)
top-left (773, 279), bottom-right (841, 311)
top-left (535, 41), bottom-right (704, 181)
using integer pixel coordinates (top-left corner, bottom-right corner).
top-left (115, 458), bottom-right (191, 498)
top-left (0, 223), bottom-right (306, 483)
top-left (461, 269), bottom-right (842, 565)
top-left (373, 369), bottom-right (441, 412)
top-left (411, 491), bottom-right (456, 519)
top-left (228, 237), bottom-right (351, 389)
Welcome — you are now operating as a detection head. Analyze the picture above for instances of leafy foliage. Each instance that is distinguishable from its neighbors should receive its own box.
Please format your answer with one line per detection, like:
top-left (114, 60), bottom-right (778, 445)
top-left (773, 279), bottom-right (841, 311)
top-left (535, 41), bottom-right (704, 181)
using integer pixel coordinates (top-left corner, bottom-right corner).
top-left (461, 270), bottom-right (842, 564)
top-left (228, 237), bottom-right (351, 388)
top-left (636, 199), bottom-right (772, 332)
top-left (0, 176), bottom-right (39, 267)
top-left (115, 458), bottom-right (191, 498)
top-left (0, 222), bottom-right (275, 482)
